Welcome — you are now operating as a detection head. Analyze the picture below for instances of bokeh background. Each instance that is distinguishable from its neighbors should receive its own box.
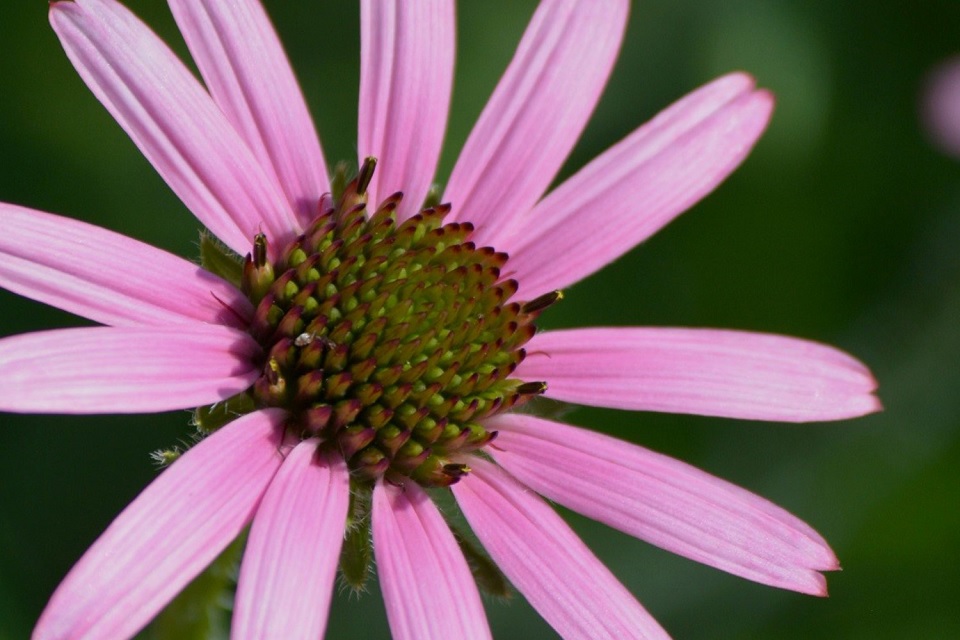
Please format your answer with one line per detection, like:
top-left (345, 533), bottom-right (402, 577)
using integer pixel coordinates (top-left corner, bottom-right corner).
top-left (1, 1), bottom-right (959, 638)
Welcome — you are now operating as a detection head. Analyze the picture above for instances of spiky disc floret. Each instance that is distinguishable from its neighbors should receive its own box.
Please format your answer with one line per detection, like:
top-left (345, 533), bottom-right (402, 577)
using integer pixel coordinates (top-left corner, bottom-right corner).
top-left (241, 161), bottom-right (553, 487)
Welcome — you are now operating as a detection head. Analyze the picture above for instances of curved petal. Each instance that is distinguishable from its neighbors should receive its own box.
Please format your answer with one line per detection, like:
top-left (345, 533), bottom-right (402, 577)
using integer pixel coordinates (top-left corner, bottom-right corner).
top-left (452, 458), bottom-right (668, 640)
top-left (444, 0), bottom-right (628, 243)
top-left (233, 445), bottom-right (350, 639)
top-left (504, 74), bottom-right (774, 297)
top-left (518, 327), bottom-right (881, 422)
top-left (33, 409), bottom-right (287, 640)
top-left (49, 0), bottom-right (299, 257)
top-left (373, 481), bottom-right (491, 640)
top-left (358, 0), bottom-right (455, 219)
top-left (0, 203), bottom-right (251, 328)
top-left (168, 0), bottom-right (330, 225)
top-left (0, 325), bottom-right (260, 414)
top-left (488, 413), bottom-right (837, 595)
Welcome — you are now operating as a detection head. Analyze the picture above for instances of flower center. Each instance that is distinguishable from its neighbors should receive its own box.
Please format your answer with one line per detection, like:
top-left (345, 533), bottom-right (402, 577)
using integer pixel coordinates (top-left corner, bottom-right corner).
top-left (241, 159), bottom-right (556, 487)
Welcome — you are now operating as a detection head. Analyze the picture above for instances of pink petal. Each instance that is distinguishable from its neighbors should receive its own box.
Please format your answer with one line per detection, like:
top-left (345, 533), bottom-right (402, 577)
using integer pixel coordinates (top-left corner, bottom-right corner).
top-left (444, 0), bottom-right (629, 240)
top-left (503, 74), bottom-right (774, 297)
top-left (49, 0), bottom-right (299, 257)
top-left (168, 0), bottom-right (330, 225)
top-left (33, 409), bottom-right (287, 640)
top-left (488, 413), bottom-right (837, 595)
top-left (452, 458), bottom-right (669, 640)
top-left (373, 481), bottom-right (491, 640)
top-left (358, 0), bottom-right (455, 219)
top-left (518, 327), bottom-right (881, 422)
top-left (0, 203), bottom-right (251, 328)
top-left (922, 55), bottom-right (960, 158)
top-left (233, 445), bottom-right (350, 639)
top-left (0, 325), bottom-right (260, 414)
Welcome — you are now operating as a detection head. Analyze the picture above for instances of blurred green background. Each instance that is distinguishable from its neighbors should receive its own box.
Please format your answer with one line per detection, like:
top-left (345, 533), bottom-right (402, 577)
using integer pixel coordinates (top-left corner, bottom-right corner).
top-left (2, 1), bottom-right (958, 638)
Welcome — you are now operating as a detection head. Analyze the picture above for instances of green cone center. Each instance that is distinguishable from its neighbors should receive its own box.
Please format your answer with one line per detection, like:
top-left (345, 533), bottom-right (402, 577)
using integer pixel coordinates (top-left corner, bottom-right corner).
top-left (241, 163), bottom-right (553, 487)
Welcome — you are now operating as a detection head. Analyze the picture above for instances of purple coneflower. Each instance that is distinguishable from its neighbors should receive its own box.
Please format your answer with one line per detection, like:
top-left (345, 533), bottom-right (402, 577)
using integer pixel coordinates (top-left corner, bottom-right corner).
top-left (0, 0), bottom-right (879, 638)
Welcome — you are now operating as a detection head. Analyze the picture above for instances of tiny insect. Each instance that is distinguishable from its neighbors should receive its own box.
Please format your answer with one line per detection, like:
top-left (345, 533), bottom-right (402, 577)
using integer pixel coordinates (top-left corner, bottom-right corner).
top-left (294, 332), bottom-right (337, 349)
top-left (294, 332), bottom-right (315, 347)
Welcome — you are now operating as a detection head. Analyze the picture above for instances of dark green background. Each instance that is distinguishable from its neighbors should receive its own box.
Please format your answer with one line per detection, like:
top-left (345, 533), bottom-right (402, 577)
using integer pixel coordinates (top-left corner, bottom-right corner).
top-left (2, 1), bottom-right (958, 638)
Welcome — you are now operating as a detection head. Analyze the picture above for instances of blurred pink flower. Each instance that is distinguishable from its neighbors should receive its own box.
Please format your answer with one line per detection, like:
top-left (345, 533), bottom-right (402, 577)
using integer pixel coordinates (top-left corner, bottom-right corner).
top-left (922, 55), bottom-right (960, 157)
top-left (0, 0), bottom-right (880, 638)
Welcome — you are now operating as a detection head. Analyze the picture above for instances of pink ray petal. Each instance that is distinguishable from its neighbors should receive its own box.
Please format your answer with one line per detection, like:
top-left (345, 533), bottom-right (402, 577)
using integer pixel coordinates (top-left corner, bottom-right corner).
top-left (0, 325), bottom-right (260, 414)
top-left (922, 55), bottom-right (960, 158)
top-left (168, 0), bottom-right (330, 225)
top-left (373, 480), bottom-right (491, 640)
top-left (452, 458), bottom-right (669, 640)
top-left (0, 203), bottom-right (251, 328)
top-left (488, 413), bottom-right (836, 595)
top-left (444, 0), bottom-right (628, 240)
top-left (49, 0), bottom-right (299, 257)
top-left (233, 445), bottom-right (350, 639)
top-left (503, 74), bottom-right (774, 298)
top-left (358, 0), bottom-right (455, 219)
top-left (33, 409), bottom-right (287, 640)
top-left (518, 327), bottom-right (881, 422)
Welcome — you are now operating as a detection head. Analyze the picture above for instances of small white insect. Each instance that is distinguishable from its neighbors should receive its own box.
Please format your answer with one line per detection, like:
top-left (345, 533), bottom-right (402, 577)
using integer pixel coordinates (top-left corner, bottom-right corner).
top-left (294, 332), bottom-right (316, 347)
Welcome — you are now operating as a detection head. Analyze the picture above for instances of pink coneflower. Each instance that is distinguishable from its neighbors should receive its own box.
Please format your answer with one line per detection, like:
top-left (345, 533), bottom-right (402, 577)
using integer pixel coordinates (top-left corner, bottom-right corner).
top-left (0, 0), bottom-right (879, 638)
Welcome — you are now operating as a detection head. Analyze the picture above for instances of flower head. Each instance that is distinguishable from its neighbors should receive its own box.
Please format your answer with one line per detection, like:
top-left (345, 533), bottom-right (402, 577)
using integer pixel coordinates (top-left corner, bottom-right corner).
top-left (0, 0), bottom-right (880, 638)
